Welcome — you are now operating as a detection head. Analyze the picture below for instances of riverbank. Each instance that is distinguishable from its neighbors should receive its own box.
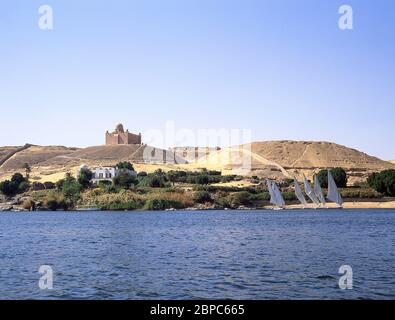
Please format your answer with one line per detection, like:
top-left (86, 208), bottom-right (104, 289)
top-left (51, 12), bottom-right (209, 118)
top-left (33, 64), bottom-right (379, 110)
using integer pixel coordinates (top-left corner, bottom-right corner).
top-left (1, 167), bottom-right (394, 212)
top-left (2, 200), bottom-right (395, 212)
top-left (283, 200), bottom-right (395, 210)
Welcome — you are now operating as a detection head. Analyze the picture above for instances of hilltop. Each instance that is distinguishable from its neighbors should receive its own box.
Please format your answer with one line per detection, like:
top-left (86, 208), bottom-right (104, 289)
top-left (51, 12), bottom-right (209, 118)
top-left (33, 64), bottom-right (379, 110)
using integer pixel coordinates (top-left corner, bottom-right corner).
top-left (247, 141), bottom-right (394, 182)
top-left (0, 144), bottom-right (186, 182)
top-left (0, 141), bottom-right (393, 184)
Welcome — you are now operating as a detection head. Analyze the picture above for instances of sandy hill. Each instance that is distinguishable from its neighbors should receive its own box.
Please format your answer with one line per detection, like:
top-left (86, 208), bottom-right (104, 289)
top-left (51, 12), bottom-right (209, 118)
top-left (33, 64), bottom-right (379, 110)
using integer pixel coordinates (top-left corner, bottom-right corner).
top-left (247, 141), bottom-right (394, 183)
top-left (0, 141), bottom-right (393, 184)
top-left (187, 141), bottom-right (395, 183)
top-left (390, 160), bottom-right (395, 164)
top-left (248, 141), bottom-right (392, 170)
top-left (0, 144), bottom-right (186, 182)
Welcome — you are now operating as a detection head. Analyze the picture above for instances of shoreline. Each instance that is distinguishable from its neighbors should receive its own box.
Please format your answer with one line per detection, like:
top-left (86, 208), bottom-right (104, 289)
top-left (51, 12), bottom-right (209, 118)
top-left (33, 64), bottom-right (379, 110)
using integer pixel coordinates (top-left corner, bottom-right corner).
top-left (1, 200), bottom-right (395, 212)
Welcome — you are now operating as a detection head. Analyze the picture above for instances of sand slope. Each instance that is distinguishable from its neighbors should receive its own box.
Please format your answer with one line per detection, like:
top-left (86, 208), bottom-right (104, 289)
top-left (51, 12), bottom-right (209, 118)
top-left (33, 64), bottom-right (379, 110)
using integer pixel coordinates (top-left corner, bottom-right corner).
top-left (189, 141), bottom-right (395, 183)
top-left (0, 141), bottom-right (393, 183)
top-left (0, 144), bottom-right (186, 182)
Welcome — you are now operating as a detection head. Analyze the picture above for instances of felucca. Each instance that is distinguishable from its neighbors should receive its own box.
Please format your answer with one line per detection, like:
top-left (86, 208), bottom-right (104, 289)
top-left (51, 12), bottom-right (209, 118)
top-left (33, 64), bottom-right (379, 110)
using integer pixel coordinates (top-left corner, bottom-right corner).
top-left (294, 178), bottom-right (307, 209)
top-left (303, 175), bottom-right (320, 208)
top-left (313, 174), bottom-right (326, 208)
top-left (327, 170), bottom-right (343, 208)
top-left (266, 179), bottom-right (285, 210)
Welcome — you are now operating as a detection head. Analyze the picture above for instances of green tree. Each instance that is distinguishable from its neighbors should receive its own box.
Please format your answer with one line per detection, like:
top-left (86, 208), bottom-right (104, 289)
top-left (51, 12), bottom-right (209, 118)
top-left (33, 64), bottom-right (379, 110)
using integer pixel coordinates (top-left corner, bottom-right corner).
top-left (0, 180), bottom-right (18, 196)
top-left (22, 163), bottom-right (31, 180)
top-left (154, 169), bottom-right (166, 177)
top-left (11, 173), bottom-right (26, 185)
top-left (368, 169), bottom-right (395, 196)
top-left (137, 171), bottom-right (148, 177)
top-left (196, 175), bottom-right (209, 185)
top-left (166, 170), bottom-right (179, 186)
top-left (0, 173), bottom-right (28, 196)
top-left (115, 161), bottom-right (135, 171)
top-left (60, 173), bottom-right (82, 207)
top-left (317, 168), bottom-right (348, 188)
top-left (148, 176), bottom-right (165, 188)
top-left (78, 167), bottom-right (93, 189)
top-left (193, 190), bottom-right (213, 203)
top-left (113, 172), bottom-right (138, 189)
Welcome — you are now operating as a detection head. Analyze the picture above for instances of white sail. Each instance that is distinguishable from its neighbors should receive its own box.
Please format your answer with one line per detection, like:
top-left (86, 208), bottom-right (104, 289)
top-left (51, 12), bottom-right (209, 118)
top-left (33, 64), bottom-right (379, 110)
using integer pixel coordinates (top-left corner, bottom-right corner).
top-left (327, 170), bottom-right (343, 206)
top-left (303, 175), bottom-right (320, 206)
top-left (266, 179), bottom-right (277, 206)
top-left (294, 178), bottom-right (307, 207)
top-left (313, 174), bottom-right (326, 205)
top-left (272, 181), bottom-right (286, 207)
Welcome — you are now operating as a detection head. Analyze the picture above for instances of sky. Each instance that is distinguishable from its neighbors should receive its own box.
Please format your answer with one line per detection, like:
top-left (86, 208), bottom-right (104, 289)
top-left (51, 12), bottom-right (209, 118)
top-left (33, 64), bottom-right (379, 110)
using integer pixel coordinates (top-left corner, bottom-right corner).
top-left (0, 0), bottom-right (394, 159)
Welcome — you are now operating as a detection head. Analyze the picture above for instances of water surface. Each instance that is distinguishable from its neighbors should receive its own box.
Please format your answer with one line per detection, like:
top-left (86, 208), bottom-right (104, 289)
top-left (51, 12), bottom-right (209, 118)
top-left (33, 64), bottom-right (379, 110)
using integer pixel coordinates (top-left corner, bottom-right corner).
top-left (0, 209), bottom-right (394, 299)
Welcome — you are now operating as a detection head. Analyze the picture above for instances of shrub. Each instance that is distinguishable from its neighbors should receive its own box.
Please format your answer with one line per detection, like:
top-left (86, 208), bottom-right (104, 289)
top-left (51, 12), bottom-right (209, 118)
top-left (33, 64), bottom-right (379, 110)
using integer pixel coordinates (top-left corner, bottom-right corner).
top-left (143, 199), bottom-right (184, 210)
top-left (281, 192), bottom-right (297, 201)
top-left (138, 175), bottom-right (167, 188)
top-left (44, 193), bottom-right (67, 211)
top-left (229, 191), bottom-right (253, 207)
top-left (22, 199), bottom-right (36, 210)
top-left (80, 189), bottom-right (144, 210)
top-left (208, 170), bottom-right (221, 176)
top-left (207, 176), bottom-right (221, 184)
top-left (137, 171), bottom-right (148, 177)
top-left (253, 192), bottom-right (270, 201)
top-left (216, 195), bottom-right (232, 208)
top-left (43, 181), bottom-right (56, 189)
top-left (100, 201), bottom-right (140, 211)
top-left (113, 172), bottom-right (138, 189)
top-left (196, 175), bottom-right (209, 185)
top-left (98, 180), bottom-right (112, 187)
top-left (166, 170), bottom-right (179, 186)
top-left (18, 181), bottom-right (30, 193)
top-left (31, 182), bottom-right (45, 191)
top-left (193, 191), bottom-right (213, 203)
top-left (220, 175), bottom-right (237, 183)
top-left (340, 188), bottom-right (381, 199)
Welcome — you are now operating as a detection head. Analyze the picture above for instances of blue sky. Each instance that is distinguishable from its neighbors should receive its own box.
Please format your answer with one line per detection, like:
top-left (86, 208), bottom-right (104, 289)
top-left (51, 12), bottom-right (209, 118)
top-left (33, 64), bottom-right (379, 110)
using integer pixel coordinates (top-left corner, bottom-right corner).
top-left (0, 0), bottom-right (394, 159)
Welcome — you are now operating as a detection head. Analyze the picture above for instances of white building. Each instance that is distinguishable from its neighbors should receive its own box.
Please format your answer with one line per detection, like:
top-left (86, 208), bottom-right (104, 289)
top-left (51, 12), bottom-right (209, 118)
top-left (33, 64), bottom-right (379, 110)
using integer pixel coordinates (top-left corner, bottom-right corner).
top-left (91, 167), bottom-right (118, 183)
top-left (78, 165), bottom-right (137, 184)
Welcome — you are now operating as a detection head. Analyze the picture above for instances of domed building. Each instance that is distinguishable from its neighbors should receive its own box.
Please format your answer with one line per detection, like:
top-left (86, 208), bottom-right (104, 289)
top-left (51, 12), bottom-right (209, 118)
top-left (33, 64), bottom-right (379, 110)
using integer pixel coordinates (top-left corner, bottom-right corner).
top-left (105, 123), bottom-right (142, 145)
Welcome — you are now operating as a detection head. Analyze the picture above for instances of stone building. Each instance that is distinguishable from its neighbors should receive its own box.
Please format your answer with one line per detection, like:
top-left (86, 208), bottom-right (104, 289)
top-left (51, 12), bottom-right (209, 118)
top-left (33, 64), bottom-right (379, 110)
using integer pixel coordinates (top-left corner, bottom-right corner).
top-left (105, 123), bottom-right (142, 145)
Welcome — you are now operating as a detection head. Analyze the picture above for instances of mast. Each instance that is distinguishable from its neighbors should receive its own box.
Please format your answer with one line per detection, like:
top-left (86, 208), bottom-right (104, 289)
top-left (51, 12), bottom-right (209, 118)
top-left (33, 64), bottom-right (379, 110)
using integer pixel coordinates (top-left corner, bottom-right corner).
top-left (327, 170), bottom-right (343, 207)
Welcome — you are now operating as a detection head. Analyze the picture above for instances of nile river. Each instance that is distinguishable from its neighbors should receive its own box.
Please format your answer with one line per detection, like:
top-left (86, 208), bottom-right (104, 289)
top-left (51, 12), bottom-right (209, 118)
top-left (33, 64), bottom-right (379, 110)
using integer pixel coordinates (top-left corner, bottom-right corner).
top-left (0, 209), bottom-right (394, 299)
